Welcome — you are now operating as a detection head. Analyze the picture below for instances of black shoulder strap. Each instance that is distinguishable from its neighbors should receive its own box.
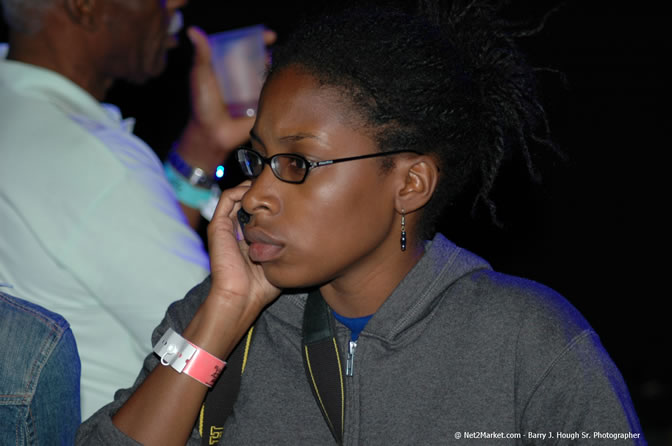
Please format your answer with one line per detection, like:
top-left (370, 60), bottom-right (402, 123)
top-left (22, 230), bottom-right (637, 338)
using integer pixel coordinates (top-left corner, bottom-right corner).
top-left (199, 327), bottom-right (254, 446)
top-left (199, 290), bottom-right (345, 445)
top-left (302, 289), bottom-right (345, 445)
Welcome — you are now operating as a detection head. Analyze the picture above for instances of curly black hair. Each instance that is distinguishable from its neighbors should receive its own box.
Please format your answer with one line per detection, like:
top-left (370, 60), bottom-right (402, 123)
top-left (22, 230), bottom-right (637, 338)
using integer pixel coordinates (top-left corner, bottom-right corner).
top-left (268, 0), bottom-right (555, 240)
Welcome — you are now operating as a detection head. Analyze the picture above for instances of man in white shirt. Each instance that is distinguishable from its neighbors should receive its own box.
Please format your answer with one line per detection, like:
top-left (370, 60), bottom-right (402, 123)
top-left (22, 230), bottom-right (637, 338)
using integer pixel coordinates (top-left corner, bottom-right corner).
top-left (0, 0), bottom-right (255, 418)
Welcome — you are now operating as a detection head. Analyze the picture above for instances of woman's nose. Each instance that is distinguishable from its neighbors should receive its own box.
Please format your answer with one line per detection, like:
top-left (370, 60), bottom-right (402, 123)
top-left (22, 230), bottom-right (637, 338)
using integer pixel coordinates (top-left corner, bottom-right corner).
top-left (240, 167), bottom-right (281, 219)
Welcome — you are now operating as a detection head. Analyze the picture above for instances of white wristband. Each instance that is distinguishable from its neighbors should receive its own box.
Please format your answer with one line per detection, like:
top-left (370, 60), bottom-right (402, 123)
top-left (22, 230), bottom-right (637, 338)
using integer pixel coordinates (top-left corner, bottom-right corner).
top-left (153, 328), bottom-right (226, 387)
top-left (199, 186), bottom-right (221, 221)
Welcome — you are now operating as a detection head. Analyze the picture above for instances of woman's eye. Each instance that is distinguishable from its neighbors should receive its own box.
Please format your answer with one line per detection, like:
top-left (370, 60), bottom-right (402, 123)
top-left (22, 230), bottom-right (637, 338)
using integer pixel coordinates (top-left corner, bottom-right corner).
top-left (288, 157), bottom-right (307, 170)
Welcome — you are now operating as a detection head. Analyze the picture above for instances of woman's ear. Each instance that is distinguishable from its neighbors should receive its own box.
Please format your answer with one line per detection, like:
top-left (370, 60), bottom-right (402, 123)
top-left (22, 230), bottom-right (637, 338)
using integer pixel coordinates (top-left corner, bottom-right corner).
top-left (394, 155), bottom-right (439, 214)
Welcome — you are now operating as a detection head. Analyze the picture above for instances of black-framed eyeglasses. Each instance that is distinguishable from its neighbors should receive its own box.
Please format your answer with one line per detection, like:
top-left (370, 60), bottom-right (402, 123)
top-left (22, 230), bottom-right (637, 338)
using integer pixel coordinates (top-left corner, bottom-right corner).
top-left (235, 147), bottom-right (422, 184)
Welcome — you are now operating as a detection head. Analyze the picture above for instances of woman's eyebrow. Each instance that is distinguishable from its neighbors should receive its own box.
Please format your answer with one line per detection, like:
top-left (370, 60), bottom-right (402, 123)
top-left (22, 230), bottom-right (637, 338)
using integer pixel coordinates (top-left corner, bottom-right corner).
top-left (278, 132), bottom-right (321, 143)
top-left (249, 130), bottom-right (320, 145)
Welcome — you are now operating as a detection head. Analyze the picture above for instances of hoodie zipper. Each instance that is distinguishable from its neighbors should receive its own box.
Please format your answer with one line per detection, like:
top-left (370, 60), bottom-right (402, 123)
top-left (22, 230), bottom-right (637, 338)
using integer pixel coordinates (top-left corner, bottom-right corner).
top-left (346, 339), bottom-right (358, 377)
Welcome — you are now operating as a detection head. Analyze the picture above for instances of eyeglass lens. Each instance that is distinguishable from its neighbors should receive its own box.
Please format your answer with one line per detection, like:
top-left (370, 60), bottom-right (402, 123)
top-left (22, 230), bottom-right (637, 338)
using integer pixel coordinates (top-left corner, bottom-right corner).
top-left (236, 149), bottom-right (262, 177)
top-left (236, 149), bottom-right (309, 183)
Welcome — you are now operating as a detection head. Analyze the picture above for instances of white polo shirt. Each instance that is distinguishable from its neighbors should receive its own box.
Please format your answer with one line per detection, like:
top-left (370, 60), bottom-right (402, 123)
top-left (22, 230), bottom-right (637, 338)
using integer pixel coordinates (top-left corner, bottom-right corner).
top-left (0, 44), bottom-right (210, 419)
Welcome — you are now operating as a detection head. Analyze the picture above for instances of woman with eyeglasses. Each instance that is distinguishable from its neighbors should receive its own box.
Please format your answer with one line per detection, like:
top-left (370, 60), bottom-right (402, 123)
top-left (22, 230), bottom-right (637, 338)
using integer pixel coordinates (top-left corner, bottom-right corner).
top-left (78, 3), bottom-right (644, 445)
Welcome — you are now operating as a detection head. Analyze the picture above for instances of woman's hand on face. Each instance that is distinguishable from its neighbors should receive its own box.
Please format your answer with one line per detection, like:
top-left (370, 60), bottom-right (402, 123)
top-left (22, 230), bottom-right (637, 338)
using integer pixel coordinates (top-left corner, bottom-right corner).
top-left (206, 182), bottom-right (281, 315)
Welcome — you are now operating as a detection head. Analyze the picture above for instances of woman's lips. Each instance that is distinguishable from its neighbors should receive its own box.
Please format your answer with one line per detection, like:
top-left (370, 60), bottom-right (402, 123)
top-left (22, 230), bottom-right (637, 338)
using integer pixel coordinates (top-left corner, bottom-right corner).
top-left (248, 242), bottom-right (284, 262)
top-left (244, 227), bottom-right (284, 263)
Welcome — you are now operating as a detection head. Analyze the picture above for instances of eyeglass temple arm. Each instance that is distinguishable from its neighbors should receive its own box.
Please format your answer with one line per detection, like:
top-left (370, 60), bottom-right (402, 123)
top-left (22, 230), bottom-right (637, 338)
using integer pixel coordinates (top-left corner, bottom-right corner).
top-left (310, 150), bottom-right (422, 168)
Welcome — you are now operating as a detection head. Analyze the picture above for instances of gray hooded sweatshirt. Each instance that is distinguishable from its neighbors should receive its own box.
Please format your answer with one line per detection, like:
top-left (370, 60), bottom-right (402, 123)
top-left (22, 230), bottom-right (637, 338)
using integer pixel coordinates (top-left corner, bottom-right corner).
top-left (77, 234), bottom-right (645, 445)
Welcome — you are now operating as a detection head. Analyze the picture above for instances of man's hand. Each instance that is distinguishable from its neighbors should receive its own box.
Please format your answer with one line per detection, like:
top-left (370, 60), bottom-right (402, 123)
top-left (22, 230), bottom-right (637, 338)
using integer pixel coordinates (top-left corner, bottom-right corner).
top-left (173, 26), bottom-right (276, 227)
top-left (177, 26), bottom-right (277, 170)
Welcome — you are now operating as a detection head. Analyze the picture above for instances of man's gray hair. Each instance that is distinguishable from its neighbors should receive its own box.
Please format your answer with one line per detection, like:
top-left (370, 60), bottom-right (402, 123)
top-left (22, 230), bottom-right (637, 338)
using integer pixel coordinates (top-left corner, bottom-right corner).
top-left (1, 0), bottom-right (56, 34)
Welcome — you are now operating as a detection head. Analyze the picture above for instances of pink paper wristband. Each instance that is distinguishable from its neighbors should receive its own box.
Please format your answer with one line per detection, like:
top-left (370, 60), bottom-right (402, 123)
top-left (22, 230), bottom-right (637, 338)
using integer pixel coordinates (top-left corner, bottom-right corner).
top-left (154, 328), bottom-right (227, 387)
top-left (183, 340), bottom-right (227, 387)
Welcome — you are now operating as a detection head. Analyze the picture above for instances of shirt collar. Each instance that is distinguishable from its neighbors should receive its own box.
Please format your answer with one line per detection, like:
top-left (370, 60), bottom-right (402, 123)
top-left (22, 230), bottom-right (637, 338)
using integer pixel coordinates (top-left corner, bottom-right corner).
top-left (0, 43), bottom-right (134, 133)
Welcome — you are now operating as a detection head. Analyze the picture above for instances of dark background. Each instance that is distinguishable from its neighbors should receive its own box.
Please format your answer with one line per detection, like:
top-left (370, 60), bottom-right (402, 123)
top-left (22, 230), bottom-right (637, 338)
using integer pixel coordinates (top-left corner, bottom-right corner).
top-left (2, 0), bottom-right (669, 442)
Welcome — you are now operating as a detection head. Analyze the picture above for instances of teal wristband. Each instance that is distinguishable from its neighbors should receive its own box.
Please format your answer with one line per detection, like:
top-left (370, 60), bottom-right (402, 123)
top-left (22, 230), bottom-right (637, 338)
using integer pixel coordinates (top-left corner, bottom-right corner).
top-left (164, 162), bottom-right (217, 209)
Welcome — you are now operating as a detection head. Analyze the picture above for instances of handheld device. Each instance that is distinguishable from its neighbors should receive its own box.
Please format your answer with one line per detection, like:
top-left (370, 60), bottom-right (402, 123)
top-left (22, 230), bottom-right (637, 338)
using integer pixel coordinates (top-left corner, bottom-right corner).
top-left (237, 208), bottom-right (251, 229)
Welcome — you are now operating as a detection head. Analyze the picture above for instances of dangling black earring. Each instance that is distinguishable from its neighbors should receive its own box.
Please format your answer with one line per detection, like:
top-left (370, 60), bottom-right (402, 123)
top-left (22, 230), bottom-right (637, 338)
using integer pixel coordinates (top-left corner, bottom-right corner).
top-left (400, 210), bottom-right (407, 252)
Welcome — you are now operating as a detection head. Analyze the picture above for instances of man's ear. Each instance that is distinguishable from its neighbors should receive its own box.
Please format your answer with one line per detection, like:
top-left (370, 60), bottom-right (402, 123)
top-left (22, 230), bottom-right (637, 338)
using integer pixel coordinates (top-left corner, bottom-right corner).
top-left (394, 156), bottom-right (439, 214)
top-left (65, 0), bottom-right (99, 29)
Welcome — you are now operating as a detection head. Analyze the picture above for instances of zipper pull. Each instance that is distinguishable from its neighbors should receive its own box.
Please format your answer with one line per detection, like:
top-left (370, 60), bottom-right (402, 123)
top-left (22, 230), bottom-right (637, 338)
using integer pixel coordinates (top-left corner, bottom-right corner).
top-left (346, 340), bottom-right (358, 377)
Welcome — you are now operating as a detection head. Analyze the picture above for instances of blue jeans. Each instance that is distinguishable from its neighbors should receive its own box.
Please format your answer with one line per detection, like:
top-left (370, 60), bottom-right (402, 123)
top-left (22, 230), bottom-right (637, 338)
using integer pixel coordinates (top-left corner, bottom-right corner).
top-left (0, 288), bottom-right (81, 445)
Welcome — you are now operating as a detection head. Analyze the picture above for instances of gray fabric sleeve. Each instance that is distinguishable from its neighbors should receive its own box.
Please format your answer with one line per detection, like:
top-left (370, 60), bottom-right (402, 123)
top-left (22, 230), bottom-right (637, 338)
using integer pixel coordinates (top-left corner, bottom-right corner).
top-left (519, 330), bottom-right (646, 445)
top-left (75, 276), bottom-right (212, 445)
